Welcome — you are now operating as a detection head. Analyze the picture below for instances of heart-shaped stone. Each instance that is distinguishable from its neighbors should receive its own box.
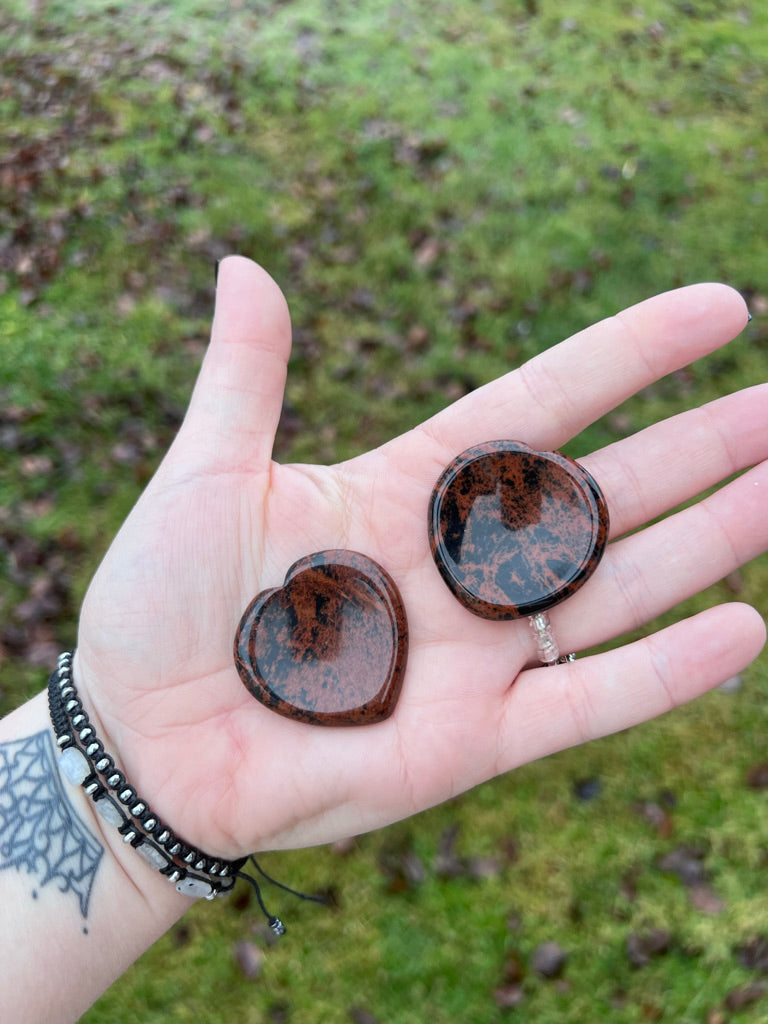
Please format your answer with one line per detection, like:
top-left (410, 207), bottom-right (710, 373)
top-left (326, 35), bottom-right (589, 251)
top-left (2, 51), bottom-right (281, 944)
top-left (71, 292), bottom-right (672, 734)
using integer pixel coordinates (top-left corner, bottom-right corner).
top-left (429, 440), bottom-right (609, 619)
top-left (234, 550), bottom-right (408, 726)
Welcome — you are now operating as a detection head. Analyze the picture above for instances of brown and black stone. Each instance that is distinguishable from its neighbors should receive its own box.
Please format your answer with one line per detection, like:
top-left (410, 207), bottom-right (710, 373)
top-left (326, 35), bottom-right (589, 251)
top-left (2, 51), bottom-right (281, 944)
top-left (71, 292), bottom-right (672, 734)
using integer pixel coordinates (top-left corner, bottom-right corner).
top-left (428, 440), bottom-right (609, 620)
top-left (234, 550), bottom-right (408, 726)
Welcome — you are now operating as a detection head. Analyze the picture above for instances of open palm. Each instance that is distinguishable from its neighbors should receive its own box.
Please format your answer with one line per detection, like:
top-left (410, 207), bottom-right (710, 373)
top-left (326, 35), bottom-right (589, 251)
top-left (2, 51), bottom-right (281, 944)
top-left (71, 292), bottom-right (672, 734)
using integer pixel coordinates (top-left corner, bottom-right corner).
top-left (75, 256), bottom-right (767, 860)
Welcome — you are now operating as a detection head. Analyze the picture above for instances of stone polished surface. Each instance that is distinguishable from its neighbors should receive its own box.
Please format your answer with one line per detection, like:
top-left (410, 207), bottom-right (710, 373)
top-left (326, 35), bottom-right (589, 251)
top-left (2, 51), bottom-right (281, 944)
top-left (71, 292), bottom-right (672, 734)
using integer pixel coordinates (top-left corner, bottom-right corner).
top-left (429, 440), bottom-right (609, 619)
top-left (235, 550), bottom-right (408, 726)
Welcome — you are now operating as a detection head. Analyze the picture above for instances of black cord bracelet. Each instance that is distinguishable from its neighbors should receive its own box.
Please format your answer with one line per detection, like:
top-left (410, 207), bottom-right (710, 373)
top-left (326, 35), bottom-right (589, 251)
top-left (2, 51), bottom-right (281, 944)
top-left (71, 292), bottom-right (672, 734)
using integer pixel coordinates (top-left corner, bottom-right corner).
top-left (48, 651), bottom-right (247, 903)
top-left (48, 650), bottom-right (330, 935)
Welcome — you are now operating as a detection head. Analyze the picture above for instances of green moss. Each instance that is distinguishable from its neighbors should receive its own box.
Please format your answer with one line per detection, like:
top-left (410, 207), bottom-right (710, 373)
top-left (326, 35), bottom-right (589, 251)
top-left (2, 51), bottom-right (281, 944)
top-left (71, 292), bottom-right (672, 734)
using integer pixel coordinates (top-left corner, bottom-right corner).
top-left (2, 0), bottom-right (767, 1020)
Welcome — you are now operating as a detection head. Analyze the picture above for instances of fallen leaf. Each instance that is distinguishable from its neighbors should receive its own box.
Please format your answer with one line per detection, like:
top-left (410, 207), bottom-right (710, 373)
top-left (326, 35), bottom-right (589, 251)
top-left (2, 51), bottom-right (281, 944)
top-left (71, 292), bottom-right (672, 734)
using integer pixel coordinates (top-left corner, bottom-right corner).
top-left (746, 762), bottom-right (768, 789)
top-left (24, 624), bottom-right (61, 669)
top-left (635, 800), bottom-right (673, 838)
top-left (724, 981), bottom-right (768, 1012)
top-left (640, 1004), bottom-right (663, 1021)
top-left (499, 836), bottom-right (519, 865)
top-left (413, 236), bottom-right (441, 268)
top-left (20, 454), bottom-right (54, 477)
top-left (406, 324), bottom-right (430, 352)
top-left (434, 823), bottom-right (464, 879)
top-left (171, 922), bottom-right (193, 947)
top-left (621, 864), bottom-right (642, 903)
top-left (688, 883), bottom-right (725, 916)
top-left (467, 855), bottom-right (503, 881)
top-left (531, 941), bottom-right (568, 979)
top-left (656, 845), bottom-right (707, 886)
top-left (230, 884), bottom-right (252, 913)
top-left (735, 935), bottom-right (768, 974)
top-left (13, 575), bottom-right (64, 622)
top-left (349, 1007), bottom-right (380, 1024)
top-left (493, 984), bottom-right (525, 1009)
top-left (234, 940), bottom-right (263, 980)
top-left (503, 949), bottom-right (526, 984)
top-left (626, 929), bottom-right (672, 968)
top-left (378, 835), bottom-right (426, 893)
top-left (268, 1003), bottom-right (290, 1024)
top-left (506, 911), bottom-right (523, 933)
top-left (110, 440), bottom-right (142, 465)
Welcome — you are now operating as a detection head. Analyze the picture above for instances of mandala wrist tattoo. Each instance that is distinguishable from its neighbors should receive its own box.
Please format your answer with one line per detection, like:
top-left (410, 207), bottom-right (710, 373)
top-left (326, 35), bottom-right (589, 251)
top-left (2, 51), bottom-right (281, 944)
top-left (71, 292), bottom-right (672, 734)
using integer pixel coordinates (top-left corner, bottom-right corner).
top-left (0, 729), bottom-right (103, 925)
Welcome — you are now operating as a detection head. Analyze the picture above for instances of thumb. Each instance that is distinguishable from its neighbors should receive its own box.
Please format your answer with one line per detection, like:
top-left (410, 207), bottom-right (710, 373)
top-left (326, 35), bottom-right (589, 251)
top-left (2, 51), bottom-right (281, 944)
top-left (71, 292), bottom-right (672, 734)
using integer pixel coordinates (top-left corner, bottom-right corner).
top-left (170, 255), bottom-right (292, 476)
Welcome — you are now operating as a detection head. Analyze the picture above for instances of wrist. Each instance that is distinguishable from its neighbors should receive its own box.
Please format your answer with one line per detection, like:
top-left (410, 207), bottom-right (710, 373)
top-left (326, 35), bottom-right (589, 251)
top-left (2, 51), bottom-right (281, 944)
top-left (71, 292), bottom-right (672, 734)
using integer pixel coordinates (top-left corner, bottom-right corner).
top-left (60, 651), bottom-right (313, 938)
top-left (50, 652), bottom-right (246, 908)
top-left (0, 689), bottom-right (188, 1023)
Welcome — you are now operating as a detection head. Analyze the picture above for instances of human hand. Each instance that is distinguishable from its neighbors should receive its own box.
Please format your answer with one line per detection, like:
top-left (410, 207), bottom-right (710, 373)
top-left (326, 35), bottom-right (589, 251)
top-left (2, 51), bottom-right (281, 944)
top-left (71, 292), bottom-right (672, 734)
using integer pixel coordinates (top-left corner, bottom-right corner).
top-left (75, 256), bottom-right (767, 858)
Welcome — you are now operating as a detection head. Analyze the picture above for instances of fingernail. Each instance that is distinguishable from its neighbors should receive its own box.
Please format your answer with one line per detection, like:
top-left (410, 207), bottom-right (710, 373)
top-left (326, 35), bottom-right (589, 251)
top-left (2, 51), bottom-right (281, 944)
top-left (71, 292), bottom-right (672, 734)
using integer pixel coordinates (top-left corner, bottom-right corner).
top-left (747, 311), bottom-right (753, 322)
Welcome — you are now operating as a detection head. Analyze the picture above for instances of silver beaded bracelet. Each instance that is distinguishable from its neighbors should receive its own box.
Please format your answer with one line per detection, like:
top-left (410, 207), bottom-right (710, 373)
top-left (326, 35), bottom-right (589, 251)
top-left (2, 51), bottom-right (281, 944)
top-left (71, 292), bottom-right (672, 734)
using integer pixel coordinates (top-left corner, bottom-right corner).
top-left (48, 651), bottom-right (245, 902)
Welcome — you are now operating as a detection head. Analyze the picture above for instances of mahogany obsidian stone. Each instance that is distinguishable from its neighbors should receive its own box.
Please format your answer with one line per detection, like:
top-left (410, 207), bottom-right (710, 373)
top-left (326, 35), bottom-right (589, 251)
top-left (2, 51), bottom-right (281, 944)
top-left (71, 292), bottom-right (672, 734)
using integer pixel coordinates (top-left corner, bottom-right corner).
top-left (428, 440), bottom-right (609, 620)
top-left (234, 550), bottom-right (408, 727)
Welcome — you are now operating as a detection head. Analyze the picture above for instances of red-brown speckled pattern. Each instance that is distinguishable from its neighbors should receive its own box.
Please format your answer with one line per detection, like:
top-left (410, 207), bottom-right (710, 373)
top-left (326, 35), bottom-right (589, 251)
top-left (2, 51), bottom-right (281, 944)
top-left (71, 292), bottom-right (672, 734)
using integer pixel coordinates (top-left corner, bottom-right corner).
top-left (428, 441), bottom-right (609, 620)
top-left (234, 550), bottom-right (408, 726)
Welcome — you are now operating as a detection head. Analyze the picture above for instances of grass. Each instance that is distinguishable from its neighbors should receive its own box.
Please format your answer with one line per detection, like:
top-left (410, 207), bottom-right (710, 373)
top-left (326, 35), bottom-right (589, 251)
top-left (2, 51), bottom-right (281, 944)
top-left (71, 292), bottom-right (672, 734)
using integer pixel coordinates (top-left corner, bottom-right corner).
top-left (1, 0), bottom-right (767, 1020)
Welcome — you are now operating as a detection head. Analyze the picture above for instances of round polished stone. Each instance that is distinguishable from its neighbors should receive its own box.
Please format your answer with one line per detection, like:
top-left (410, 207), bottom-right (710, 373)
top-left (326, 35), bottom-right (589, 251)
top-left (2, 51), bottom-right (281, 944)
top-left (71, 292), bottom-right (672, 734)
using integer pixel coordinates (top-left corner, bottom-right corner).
top-left (234, 550), bottom-right (408, 727)
top-left (428, 440), bottom-right (609, 620)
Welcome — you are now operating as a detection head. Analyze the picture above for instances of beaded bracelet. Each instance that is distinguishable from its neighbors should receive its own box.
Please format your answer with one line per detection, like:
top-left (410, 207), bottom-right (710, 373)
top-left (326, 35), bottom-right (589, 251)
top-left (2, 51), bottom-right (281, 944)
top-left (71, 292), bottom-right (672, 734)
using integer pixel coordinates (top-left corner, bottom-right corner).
top-left (48, 651), bottom-right (247, 903)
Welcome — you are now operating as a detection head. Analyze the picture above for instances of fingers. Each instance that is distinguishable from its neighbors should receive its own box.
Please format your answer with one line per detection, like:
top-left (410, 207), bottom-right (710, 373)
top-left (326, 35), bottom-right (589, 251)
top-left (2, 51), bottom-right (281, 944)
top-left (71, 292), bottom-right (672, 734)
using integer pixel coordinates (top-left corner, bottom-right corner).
top-left (499, 602), bottom-right (766, 772)
top-left (172, 256), bottom-right (292, 475)
top-left (415, 283), bottom-right (749, 460)
top-left (585, 384), bottom-right (768, 540)
top-left (556, 459), bottom-right (768, 652)
top-left (548, 384), bottom-right (768, 652)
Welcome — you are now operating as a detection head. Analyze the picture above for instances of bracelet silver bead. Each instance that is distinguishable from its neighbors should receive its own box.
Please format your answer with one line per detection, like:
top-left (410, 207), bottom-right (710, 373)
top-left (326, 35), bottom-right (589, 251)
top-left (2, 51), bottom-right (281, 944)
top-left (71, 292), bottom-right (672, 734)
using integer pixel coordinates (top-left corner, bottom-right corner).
top-left (48, 651), bottom-right (245, 901)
